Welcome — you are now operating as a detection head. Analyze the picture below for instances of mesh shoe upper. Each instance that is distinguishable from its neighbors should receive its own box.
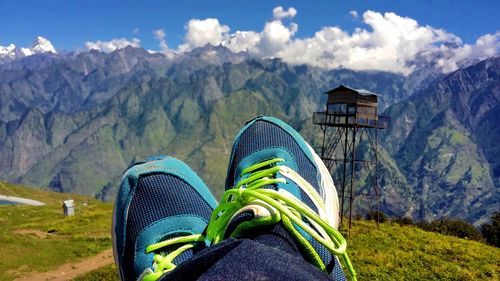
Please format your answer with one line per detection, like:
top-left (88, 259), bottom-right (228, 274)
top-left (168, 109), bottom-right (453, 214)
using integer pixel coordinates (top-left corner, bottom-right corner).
top-left (113, 156), bottom-right (218, 281)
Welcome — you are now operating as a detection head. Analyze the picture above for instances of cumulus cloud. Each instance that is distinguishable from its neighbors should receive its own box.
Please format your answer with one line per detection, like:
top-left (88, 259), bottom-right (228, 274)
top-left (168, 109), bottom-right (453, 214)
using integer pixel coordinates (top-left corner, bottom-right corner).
top-left (436, 32), bottom-right (500, 72)
top-left (273, 6), bottom-right (297, 20)
top-left (276, 11), bottom-right (459, 74)
top-left (273, 10), bottom-right (486, 74)
top-left (155, 7), bottom-right (498, 74)
top-left (85, 38), bottom-right (140, 52)
top-left (153, 29), bottom-right (168, 51)
top-left (220, 7), bottom-right (298, 56)
top-left (152, 29), bottom-right (176, 58)
top-left (226, 31), bottom-right (261, 53)
top-left (178, 18), bottom-right (230, 52)
top-left (258, 20), bottom-right (297, 55)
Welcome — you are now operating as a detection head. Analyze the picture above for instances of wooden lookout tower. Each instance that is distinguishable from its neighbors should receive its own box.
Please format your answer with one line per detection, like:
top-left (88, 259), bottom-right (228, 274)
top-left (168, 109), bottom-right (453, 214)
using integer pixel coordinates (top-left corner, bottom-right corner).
top-left (313, 85), bottom-right (389, 230)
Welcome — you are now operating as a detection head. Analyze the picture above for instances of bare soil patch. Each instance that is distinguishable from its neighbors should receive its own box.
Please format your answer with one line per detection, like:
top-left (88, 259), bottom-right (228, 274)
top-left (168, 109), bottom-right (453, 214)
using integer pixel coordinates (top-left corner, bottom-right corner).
top-left (12, 229), bottom-right (51, 238)
top-left (14, 248), bottom-right (114, 281)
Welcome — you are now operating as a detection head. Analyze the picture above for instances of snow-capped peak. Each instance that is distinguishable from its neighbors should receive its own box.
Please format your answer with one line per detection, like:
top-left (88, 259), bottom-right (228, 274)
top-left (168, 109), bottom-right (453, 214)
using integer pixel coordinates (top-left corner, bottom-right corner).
top-left (0, 36), bottom-right (57, 64)
top-left (0, 43), bottom-right (16, 55)
top-left (30, 36), bottom-right (57, 54)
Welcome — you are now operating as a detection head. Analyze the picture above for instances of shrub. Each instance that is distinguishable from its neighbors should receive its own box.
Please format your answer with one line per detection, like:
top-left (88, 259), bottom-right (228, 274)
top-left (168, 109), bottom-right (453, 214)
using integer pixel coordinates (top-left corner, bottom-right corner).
top-left (393, 216), bottom-right (414, 226)
top-left (365, 210), bottom-right (387, 223)
top-left (417, 218), bottom-right (483, 241)
top-left (480, 211), bottom-right (500, 247)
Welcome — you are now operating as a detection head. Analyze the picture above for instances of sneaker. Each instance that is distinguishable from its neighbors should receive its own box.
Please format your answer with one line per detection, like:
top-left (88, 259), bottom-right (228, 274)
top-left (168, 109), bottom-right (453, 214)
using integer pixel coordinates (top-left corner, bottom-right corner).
top-left (207, 116), bottom-right (356, 280)
top-left (113, 156), bottom-right (218, 281)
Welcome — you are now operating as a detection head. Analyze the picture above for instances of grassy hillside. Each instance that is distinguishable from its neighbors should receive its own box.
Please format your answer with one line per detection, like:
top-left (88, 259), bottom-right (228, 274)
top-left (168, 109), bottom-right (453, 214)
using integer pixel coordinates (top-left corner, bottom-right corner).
top-left (0, 181), bottom-right (112, 281)
top-left (1, 182), bottom-right (499, 280)
top-left (349, 220), bottom-right (499, 280)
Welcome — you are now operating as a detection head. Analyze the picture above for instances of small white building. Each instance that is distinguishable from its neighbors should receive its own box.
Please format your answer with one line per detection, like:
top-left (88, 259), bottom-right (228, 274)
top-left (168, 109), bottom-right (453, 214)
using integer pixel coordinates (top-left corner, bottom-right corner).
top-left (63, 200), bottom-right (75, 216)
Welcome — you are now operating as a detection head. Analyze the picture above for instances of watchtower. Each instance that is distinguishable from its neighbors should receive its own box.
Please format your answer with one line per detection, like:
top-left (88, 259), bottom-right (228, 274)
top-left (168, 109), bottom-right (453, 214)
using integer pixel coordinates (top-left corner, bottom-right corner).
top-left (313, 85), bottom-right (389, 230)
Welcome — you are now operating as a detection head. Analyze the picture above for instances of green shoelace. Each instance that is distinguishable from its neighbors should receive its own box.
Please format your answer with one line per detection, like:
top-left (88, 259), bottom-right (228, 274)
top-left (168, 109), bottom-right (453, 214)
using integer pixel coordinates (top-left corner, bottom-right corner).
top-left (206, 158), bottom-right (357, 281)
top-left (143, 234), bottom-right (205, 281)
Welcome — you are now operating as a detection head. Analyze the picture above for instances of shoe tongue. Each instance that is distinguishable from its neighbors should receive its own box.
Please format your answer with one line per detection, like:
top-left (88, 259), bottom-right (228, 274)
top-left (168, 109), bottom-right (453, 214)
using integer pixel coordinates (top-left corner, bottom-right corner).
top-left (261, 184), bottom-right (278, 191)
top-left (223, 201), bottom-right (276, 239)
top-left (223, 210), bottom-right (255, 239)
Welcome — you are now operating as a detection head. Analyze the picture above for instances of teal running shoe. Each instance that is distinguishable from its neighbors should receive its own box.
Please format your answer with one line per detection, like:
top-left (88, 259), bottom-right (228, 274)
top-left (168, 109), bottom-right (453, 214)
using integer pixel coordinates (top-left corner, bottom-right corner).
top-left (207, 116), bottom-right (356, 280)
top-left (113, 156), bottom-right (218, 281)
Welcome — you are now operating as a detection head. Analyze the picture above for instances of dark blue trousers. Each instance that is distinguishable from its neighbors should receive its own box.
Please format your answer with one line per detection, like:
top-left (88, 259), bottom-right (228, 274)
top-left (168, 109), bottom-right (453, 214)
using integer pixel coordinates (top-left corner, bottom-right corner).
top-left (159, 224), bottom-right (346, 281)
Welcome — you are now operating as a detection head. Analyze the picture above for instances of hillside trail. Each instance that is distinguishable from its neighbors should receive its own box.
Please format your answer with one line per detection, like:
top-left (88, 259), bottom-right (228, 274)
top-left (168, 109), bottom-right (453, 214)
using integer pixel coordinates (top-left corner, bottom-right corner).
top-left (14, 248), bottom-right (114, 281)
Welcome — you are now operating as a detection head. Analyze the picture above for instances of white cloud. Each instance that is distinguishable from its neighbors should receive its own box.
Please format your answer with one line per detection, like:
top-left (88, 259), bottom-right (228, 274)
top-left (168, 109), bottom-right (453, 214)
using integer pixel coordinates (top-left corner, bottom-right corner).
top-left (223, 7), bottom-right (298, 56)
top-left (178, 18), bottom-right (230, 52)
top-left (257, 20), bottom-right (297, 56)
top-left (153, 29), bottom-right (168, 51)
top-left (273, 6), bottom-right (297, 20)
top-left (85, 38), bottom-right (140, 53)
top-left (226, 31), bottom-right (261, 53)
top-left (436, 32), bottom-right (500, 72)
top-left (153, 29), bottom-right (176, 58)
top-left (154, 6), bottom-right (499, 74)
top-left (274, 10), bottom-right (474, 74)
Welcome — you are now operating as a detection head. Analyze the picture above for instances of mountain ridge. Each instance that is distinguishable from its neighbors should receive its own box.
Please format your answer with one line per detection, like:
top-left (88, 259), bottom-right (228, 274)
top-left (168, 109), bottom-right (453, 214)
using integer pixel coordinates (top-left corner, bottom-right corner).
top-left (0, 46), bottom-right (498, 224)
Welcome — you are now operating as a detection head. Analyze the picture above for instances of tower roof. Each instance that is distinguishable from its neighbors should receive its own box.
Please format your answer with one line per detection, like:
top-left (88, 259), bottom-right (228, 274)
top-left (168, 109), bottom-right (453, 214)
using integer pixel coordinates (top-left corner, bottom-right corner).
top-left (325, 85), bottom-right (378, 106)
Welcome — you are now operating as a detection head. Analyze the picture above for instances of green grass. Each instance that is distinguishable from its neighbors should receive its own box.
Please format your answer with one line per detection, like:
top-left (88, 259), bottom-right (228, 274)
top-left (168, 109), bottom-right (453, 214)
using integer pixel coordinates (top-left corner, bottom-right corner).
top-left (74, 264), bottom-right (118, 281)
top-left (0, 181), bottom-right (113, 281)
top-left (2, 182), bottom-right (499, 281)
top-left (348, 220), bottom-right (500, 280)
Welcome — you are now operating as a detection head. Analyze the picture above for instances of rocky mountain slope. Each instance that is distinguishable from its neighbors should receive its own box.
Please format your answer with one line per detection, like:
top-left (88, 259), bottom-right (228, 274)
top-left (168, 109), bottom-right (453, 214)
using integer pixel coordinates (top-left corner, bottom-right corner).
top-left (382, 57), bottom-right (500, 224)
top-left (0, 45), bottom-right (497, 224)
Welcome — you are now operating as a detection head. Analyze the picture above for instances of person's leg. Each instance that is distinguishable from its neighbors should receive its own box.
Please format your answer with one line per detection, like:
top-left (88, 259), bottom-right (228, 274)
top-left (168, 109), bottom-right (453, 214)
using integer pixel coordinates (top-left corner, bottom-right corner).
top-left (112, 156), bottom-right (218, 281)
top-left (160, 237), bottom-right (336, 281)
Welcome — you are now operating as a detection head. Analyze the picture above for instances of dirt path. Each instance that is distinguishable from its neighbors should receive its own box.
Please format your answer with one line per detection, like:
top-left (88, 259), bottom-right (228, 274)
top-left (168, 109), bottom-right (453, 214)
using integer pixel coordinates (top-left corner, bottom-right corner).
top-left (14, 249), bottom-right (114, 281)
top-left (12, 229), bottom-right (51, 238)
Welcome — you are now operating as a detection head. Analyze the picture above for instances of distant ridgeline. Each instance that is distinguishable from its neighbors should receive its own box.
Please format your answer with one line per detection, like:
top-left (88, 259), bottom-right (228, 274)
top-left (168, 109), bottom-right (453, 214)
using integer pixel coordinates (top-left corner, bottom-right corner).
top-left (0, 45), bottom-right (498, 225)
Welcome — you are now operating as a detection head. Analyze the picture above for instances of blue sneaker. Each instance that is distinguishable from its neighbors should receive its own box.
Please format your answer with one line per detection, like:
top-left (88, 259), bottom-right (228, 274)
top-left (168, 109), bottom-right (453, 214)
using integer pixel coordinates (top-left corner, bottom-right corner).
top-left (207, 116), bottom-right (356, 280)
top-left (113, 156), bottom-right (218, 281)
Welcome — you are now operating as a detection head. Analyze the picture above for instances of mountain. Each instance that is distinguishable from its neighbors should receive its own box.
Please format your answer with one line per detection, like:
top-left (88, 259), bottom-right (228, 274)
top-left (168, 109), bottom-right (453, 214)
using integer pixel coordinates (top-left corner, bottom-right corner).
top-left (0, 46), bottom-right (167, 122)
top-left (0, 36), bottom-right (56, 65)
top-left (0, 47), bottom-right (409, 197)
top-left (0, 45), bottom-right (497, 224)
top-left (381, 57), bottom-right (500, 224)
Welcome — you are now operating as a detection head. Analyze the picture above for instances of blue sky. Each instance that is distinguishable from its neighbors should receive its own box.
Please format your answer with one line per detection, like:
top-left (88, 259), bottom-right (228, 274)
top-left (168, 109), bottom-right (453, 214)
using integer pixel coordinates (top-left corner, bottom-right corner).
top-left (0, 0), bottom-right (498, 50)
top-left (0, 0), bottom-right (498, 74)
